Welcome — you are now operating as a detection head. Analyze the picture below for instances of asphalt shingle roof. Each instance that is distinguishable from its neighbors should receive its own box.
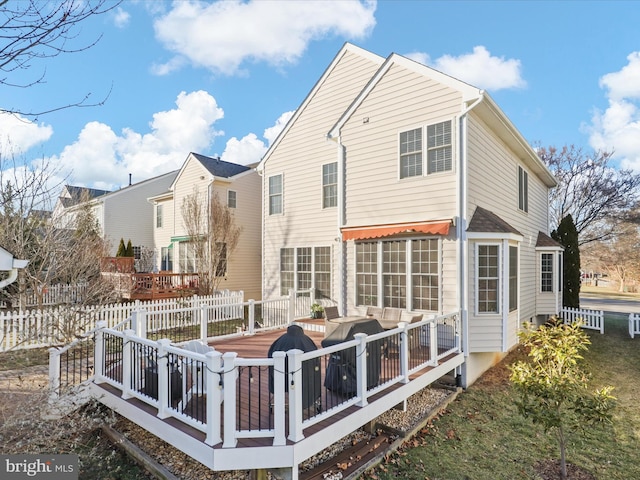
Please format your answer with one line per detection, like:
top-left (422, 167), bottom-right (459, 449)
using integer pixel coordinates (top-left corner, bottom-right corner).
top-left (466, 206), bottom-right (523, 236)
top-left (191, 153), bottom-right (251, 178)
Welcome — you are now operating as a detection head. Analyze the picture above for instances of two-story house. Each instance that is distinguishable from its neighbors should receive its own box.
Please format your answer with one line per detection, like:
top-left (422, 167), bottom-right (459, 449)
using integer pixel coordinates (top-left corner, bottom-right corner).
top-left (149, 152), bottom-right (262, 300)
top-left (258, 43), bottom-right (562, 387)
top-left (53, 172), bottom-right (178, 264)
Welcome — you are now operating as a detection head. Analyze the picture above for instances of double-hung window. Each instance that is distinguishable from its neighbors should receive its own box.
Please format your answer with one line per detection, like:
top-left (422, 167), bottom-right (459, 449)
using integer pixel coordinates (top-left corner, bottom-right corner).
top-left (227, 190), bottom-right (237, 209)
top-left (427, 121), bottom-right (452, 174)
top-left (541, 253), bottom-right (553, 292)
top-left (322, 162), bottom-right (337, 208)
top-left (477, 244), bottom-right (500, 313)
top-left (399, 128), bottom-right (423, 179)
top-left (269, 174), bottom-right (283, 215)
top-left (356, 238), bottom-right (441, 311)
top-left (156, 204), bottom-right (163, 228)
top-left (518, 166), bottom-right (529, 213)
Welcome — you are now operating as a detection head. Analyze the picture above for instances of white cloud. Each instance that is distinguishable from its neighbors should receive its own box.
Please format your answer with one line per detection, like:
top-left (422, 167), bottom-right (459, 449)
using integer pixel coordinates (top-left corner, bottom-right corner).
top-left (222, 110), bottom-right (296, 165)
top-left (0, 113), bottom-right (53, 157)
top-left (51, 91), bottom-right (225, 189)
top-left (263, 111), bottom-right (294, 145)
top-left (406, 46), bottom-right (526, 91)
top-left (152, 0), bottom-right (377, 76)
top-left (113, 7), bottom-right (131, 28)
top-left (586, 51), bottom-right (640, 171)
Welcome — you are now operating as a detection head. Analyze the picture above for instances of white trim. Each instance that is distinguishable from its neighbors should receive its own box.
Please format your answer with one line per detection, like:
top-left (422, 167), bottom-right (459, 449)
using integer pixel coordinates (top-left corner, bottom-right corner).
top-left (474, 242), bottom-right (502, 316)
top-left (267, 172), bottom-right (284, 216)
top-left (466, 231), bottom-right (524, 242)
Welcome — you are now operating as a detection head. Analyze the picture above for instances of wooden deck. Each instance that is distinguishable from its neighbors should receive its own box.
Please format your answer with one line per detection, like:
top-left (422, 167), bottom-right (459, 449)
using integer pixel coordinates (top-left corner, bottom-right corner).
top-left (91, 320), bottom-right (465, 476)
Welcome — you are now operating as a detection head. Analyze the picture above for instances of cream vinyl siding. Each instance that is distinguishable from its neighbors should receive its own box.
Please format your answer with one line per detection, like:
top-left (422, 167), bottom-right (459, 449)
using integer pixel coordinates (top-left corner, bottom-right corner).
top-left (340, 64), bottom-right (461, 227)
top-left (466, 114), bottom-right (551, 352)
top-left (263, 50), bottom-right (382, 299)
top-left (152, 196), bottom-right (174, 271)
top-left (216, 173), bottom-right (262, 300)
top-left (172, 158), bottom-right (211, 235)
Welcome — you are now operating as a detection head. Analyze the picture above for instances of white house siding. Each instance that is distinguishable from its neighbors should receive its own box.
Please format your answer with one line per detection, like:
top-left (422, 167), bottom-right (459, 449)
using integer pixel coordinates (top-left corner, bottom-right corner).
top-left (101, 173), bottom-right (176, 258)
top-left (215, 173), bottom-right (262, 300)
top-left (151, 194), bottom-right (174, 271)
top-left (262, 49), bottom-right (383, 300)
top-left (466, 113), bottom-right (551, 353)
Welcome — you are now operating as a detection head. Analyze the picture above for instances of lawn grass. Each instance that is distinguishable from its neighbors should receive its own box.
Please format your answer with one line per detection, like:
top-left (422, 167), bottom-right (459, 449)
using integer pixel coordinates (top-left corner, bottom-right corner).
top-left (364, 313), bottom-right (640, 480)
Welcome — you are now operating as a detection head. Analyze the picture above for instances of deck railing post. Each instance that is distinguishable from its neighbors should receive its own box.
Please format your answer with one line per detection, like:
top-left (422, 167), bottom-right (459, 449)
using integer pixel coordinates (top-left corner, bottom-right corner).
top-left (272, 351), bottom-right (286, 446)
top-left (429, 320), bottom-right (438, 366)
top-left (288, 289), bottom-right (295, 324)
top-left (200, 306), bottom-right (208, 342)
top-left (222, 352), bottom-right (238, 448)
top-left (132, 310), bottom-right (147, 339)
top-left (48, 347), bottom-right (61, 400)
top-left (599, 310), bottom-right (604, 334)
top-left (205, 350), bottom-right (223, 446)
top-left (94, 321), bottom-right (107, 382)
top-left (398, 323), bottom-right (410, 384)
top-left (156, 339), bottom-right (171, 419)
top-left (355, 333), bottom-right (369, 405)
top-left (287, 349), bottom-right (304, 442)
top-left (121, 329), bottom-right (135, 400)
top-left (248, 299), bottom-right (255, 334)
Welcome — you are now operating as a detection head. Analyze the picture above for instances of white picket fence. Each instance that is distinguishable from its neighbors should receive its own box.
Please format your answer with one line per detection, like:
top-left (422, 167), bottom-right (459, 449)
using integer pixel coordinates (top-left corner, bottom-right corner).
top-left (0, 291), bottom-right (244, 351)
top-left (560, 306), bottom-right (604, 334)
top-left (629, 313), bottom-right (640, 338)
top-left (18, 283), bottom-right (89, 308)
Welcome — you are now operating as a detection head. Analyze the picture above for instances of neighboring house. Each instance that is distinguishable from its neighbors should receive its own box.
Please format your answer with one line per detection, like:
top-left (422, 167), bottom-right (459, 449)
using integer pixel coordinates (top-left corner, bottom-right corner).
top-left (258, 43), bottom-right (562, 387)
top-left (52, 172), bottom-right (178, 265)
top-left (148, 152), bottom-right (262, 300)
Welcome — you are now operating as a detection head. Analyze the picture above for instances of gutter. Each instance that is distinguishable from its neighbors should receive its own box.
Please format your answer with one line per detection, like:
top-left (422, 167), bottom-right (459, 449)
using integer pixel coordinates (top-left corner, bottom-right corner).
top-left (457, 93), bottom-right (484, 385)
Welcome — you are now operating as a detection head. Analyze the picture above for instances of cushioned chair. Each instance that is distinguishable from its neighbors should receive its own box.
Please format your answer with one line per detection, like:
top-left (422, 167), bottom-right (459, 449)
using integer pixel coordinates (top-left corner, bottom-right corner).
top-left (379, 307), bottom-right (402, 330)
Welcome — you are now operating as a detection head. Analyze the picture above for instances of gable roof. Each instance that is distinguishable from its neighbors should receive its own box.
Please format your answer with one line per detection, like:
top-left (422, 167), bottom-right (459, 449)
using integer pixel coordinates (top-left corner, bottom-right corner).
top-left (467, 206), bottom-right (523, 236)
top-left (257, 43), bottom-right (385, 171)
top-left (60, 185), bottom-right (110, 208)
top-left (191, 153), bottom-right (251, 178)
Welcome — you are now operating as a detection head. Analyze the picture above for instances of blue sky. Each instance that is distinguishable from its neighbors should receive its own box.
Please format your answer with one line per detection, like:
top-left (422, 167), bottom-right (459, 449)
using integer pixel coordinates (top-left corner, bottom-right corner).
top-left (2, 0), bottom-right (640, 192)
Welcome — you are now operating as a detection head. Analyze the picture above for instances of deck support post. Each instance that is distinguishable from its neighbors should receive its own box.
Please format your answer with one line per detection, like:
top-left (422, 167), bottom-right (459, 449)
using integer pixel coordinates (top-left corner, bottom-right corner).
top-left (205, 349), bottom-right (223, 446)
top-left (429, 321), bottom-right (438, 366)
top-left (399, 322), bottom-right (410, 384)
top-left (355, 333), bottom-right (368, 406)
top-left (287, 349), bottom-right (304, 442)
top-left (200, 306), bottom-right (208, 342)
top-left (272, 351), bottom-right (286, 446)
top-left (156, 339), bottom-right (171, 419)
top-left (121, 329), bottom-right (135, 399)
top-left (248, 299), bottom-right (255, 334)
top-left (222, 352), bottom-right (238, 448)
top-left (94, 321), bottom-right (107, 382)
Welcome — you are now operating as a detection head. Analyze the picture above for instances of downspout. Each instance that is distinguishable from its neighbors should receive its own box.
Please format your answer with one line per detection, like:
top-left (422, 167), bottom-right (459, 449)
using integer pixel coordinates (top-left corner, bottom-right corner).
top-left (334, 136), bottom-right (347, 315)
top-left (457, 93), bottom-right (484, 387)
top-left (0, 269), bottom-right (19, 290)
top-left (255, 165), bottom-right (266, 301)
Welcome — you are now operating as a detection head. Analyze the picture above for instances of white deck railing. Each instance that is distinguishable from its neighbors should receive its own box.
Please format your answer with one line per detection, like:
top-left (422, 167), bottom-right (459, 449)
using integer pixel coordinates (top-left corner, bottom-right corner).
top-left (560, 306), bottom-right (604, 334)
top-left (56, 311), bottom-right (461, 451)
top-left (629, 313), bottom-right (640, 338)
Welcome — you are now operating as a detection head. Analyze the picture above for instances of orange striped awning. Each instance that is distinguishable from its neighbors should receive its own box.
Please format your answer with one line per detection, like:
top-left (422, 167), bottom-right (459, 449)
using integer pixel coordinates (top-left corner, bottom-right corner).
top-left (341, 220), bottom-right (452, 241)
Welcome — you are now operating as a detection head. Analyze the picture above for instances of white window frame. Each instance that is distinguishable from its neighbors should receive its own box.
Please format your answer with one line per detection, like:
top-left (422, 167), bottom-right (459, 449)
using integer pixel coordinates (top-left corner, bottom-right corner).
top-left (355, 237), bottom-right (442, 312)
top-left (476, 243), bottom-right (501, 315)
top-left (541, 252), bottom-right (554, 293)
top-left (280, 246), bottom-right (332, 297)
top-left (227, 190), bottom-right (237, 209)
top-left (399, 127), bottom-right (423, 179)
top-left (426, 120), bottom-right (453, 174)
top-left (322, 162), bottom-right (338, 208)
top-left (268, 174), bottom-right (283, 215)
top-left (156, 204), bottom-right (163, 228)
top-left (518, 165), bottom-right (529, 213)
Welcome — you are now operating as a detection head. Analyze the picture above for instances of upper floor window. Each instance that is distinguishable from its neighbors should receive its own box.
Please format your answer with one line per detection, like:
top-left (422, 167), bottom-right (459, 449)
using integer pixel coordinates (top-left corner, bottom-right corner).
top-left (269, 174), bottom-right (283, 215)
top-left (518, 166), bottom-right (529, 213)
top-left (427, 121), bottom-right (452, 174)
top-left (228, 190), bottom-right (237, 209)
top-left (322, 162), bottom-right (338, 208)
top-left (156, 204), bottom-right (163, 228)
top-left (399, 128), bottom-right (422, 179)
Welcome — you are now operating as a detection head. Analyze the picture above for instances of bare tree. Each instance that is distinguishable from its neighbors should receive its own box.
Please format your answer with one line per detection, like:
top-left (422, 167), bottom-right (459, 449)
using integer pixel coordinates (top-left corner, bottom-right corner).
top-left (0, 0), bottom-right (120, 117)
top-left (538, 145), bottom-right (640, 245)
top-left (181, 187), bottom-right (242, 295)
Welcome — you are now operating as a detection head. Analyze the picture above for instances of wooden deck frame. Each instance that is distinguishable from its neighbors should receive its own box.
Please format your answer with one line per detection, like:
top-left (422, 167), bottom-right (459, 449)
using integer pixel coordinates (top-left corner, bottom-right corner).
top-left (89, 314), bottom-right (464, 480)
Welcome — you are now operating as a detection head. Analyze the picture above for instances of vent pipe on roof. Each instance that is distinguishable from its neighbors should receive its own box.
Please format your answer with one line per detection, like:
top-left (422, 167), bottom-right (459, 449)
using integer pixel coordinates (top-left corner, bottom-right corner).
top-left (129, 173), bottom-right (132, 186)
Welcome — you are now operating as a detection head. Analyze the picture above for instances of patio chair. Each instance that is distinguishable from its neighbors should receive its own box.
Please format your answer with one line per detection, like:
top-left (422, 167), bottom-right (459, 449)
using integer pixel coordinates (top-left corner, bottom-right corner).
top-left (179, 340), bottom-right (216, 410)
top-left (378, 307), bottom-right (402, 330)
